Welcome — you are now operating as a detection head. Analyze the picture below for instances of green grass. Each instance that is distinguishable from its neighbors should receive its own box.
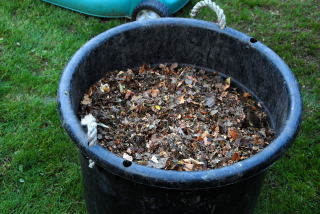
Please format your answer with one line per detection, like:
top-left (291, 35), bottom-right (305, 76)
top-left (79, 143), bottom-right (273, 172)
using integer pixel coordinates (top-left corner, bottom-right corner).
top-left (0, 0), bottom-right (319, 213)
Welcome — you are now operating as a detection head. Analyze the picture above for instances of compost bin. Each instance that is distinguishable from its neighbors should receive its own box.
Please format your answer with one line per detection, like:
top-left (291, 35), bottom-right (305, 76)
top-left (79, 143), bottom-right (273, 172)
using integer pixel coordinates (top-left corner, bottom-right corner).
top-left (57, 15), bottom-right (302, 214)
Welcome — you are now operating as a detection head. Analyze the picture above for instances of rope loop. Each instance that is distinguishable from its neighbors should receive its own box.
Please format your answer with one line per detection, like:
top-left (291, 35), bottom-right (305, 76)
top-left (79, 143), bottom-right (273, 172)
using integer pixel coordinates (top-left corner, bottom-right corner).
top-left (190, 0), bottom-right (226, 29)
top-left (81, 114), bottom-right (98, 147)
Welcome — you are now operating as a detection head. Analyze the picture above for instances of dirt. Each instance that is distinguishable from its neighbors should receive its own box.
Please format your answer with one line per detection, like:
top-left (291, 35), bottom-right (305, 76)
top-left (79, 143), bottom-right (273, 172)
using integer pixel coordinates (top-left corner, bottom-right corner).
top-left (78, 64), bottom-right (275, 171)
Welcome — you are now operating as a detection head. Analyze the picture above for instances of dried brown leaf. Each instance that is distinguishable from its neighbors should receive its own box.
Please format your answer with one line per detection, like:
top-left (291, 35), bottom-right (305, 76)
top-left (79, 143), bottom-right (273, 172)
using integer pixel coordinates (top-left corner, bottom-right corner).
top-left (159, 150), bottom-right (168, 157)
top-left (183, 158), bottom-right (205, 165)
top-left (250, 105), bottom-right (258, 111)
top-left (87, 87), bottom-right (94, 96)
top-left (223, 84), bottom-right (230, 91)
top-left (170, 63), bottom-right (178, 70)
top-left (253, 135), bottom-right (262, 145)
top-left (139, 64), bottom-right (146, 74)
top-left (219, 91), bottom-right (228, 99)
top-left (124, 89), bottom-right (134, 99)
top-left (79, 64), bottom-right (275, 171)
top-left (203, 137), bottom-right (211, 145)
top-left (228, 129), bottom-right (239, 140)
top-left (136, 104), bottom-right (145, 113)
top-left (243, 92), bottom-right (251, 98)
top-left (183, 163), bottom-right (194, 171)
top-left (195, 135), bottom-right (204, 141)
top-left (177, 81), bottom-right (184, 88)
top-left (159, 64), bottom-right (166, 69)
top-left (201, 131), bottom-right (209, 138)
top-left (81, 94), bottom-right (92, 105)
top-left (151, 88), bottom-right (160, 97)
top-left (188, 75), bottom-right (197, 82)
top-left (176, 95), bottom-right (185, 104)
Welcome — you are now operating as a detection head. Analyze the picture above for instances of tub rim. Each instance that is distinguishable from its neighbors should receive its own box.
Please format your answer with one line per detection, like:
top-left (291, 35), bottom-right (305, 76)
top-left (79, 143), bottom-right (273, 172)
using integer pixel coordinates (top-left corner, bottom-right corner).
top-left (57, 18), bottom-right (302, 189)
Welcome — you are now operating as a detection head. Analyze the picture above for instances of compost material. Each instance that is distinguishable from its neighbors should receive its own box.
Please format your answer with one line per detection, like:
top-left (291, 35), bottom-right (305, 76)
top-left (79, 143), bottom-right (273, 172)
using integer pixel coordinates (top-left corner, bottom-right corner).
top-left (79, 64), bottom-right (274, 171)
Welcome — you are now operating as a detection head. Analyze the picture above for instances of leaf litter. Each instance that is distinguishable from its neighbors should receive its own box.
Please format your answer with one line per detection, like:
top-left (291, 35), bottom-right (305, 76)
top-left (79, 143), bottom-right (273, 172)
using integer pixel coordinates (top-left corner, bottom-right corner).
top-left (79, 64), bottom-right (275, 171)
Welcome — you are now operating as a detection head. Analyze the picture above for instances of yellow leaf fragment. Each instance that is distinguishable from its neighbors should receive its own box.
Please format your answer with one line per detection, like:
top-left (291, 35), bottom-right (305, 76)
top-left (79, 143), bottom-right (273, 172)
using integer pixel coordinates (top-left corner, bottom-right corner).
top-left (100, 83), bottom-right (110, 93)
top-left (225, 77), bottom-right (231, 85)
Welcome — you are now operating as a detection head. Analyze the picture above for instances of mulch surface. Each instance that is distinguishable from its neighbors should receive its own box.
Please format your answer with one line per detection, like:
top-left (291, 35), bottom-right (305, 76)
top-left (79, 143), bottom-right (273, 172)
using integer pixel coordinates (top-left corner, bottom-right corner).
top-left (79, 64), bottom-right (275, 171)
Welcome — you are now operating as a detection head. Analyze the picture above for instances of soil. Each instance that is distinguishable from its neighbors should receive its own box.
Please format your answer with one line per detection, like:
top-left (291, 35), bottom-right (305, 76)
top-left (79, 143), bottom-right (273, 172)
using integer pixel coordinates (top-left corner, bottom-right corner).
top-left (78, 64), bottom-right (275, 171)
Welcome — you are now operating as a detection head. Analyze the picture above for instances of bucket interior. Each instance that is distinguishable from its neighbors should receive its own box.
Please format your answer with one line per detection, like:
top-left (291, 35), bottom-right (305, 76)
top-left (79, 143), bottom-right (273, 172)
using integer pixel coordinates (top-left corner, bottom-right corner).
top-left (70, 22), bottom-right (290, 134)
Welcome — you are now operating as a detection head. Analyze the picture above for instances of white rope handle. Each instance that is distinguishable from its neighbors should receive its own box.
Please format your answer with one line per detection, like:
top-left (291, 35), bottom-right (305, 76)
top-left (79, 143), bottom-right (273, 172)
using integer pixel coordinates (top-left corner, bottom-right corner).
top-left (190, 0), bottom-right (226, 29)
top-left (88, 159), bottom-right (95, 168)
top-left (81, 114), bottom-right (98, 147)
top-left (81, 114), bottom-right (110, 168)
top-left (81, 114), bottom-right (98, 169)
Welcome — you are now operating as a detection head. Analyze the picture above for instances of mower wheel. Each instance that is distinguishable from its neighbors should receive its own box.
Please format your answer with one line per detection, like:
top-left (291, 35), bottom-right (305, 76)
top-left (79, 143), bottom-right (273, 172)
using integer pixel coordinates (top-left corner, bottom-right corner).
top-left (132, 0), bottom-right (170, 21)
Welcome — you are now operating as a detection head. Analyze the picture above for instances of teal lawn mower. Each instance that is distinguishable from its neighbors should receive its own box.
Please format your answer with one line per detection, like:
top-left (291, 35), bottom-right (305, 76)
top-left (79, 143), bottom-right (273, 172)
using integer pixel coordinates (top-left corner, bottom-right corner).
top-left (41, 0), bottom-right (190, 20)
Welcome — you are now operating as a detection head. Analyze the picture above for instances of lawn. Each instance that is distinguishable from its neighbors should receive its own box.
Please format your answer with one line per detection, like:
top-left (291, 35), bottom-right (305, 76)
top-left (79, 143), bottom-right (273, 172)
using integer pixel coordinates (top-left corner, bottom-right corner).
top-left (0, 0), bottom-right (319, 213)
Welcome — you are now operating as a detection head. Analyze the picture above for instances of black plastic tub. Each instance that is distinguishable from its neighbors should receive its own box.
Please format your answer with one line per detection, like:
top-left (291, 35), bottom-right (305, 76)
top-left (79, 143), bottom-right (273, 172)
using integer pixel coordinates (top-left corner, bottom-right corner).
top-left (57, 18), bottom-right (302, 214)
